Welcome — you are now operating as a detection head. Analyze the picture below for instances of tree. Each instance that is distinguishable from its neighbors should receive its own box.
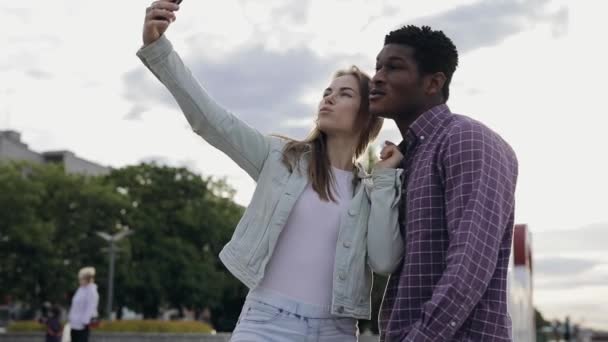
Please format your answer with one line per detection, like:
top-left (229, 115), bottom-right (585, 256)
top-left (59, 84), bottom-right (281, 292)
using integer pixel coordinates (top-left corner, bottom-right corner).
top-left (0, 162), bottom-right (128, 315)
top-left (1, 161), bottom-right (247, 328)
top-left (0, 162), bottom-right (50, 311)
top-left (535, 307), bottom-right (550, 329)
top-left (104, 163), bottom-right (246, 328)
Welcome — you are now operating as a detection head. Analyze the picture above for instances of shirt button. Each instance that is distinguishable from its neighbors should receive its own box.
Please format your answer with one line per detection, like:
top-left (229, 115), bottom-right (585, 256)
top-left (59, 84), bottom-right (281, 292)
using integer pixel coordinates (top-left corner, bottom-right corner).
top-left (450, 321), bottom-right (457, 327)
top-left (348, 209), bottom-right (356, 216)
top-left (337, 306), bottom-right (344, 313)
top-left (420, 135), bottom-right (425, 140)
top-left (339, 273), bottom-right (346, 280)
top-left (343, 241), bottom-right (351, 248)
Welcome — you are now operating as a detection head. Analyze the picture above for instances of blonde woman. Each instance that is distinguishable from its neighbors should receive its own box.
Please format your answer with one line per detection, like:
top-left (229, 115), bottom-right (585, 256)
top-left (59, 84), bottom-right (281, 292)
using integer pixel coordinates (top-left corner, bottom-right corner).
top-left (138, 1), bottom-right (404, 340)
top-left (67, 267), bottom-right (98, 342)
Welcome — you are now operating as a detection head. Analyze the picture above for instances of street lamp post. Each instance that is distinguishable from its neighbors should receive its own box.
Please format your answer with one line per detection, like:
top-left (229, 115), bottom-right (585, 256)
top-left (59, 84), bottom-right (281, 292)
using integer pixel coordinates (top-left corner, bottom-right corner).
top-left (96, 230), bottom-right (133, 321)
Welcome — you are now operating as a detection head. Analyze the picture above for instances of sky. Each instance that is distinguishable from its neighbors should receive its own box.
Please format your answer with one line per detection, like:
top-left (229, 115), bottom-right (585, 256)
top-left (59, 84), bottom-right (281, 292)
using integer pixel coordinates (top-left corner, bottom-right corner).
top-left (2, 0), bottom-right (607, 330)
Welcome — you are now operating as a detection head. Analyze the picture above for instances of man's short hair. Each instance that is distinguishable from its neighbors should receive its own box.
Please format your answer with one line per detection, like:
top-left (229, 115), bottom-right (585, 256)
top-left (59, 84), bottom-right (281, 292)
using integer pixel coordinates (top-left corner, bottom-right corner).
top-left (385, 25), bottom-right (459, 100)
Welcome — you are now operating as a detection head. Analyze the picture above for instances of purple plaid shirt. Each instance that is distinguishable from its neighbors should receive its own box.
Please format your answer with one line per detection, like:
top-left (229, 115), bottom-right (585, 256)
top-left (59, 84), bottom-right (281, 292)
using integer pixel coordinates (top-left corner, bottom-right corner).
top-left (379, 104), bottom-right (518, 341)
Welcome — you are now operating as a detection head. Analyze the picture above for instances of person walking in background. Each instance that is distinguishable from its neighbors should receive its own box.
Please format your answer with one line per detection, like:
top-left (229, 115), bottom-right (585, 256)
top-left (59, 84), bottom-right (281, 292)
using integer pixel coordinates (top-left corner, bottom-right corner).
top-left (39, 304), bottom-right (62, 342)
top-left (44, 306), bottom-right (62, 342)
top-left (68, 267), bottom-right (99, 342)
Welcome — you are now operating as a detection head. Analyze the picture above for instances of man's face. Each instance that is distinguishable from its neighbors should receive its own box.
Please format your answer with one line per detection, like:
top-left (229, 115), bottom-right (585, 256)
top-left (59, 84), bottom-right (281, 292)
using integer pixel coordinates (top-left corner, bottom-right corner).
top-left (370, 44), bottom-right (425, 119)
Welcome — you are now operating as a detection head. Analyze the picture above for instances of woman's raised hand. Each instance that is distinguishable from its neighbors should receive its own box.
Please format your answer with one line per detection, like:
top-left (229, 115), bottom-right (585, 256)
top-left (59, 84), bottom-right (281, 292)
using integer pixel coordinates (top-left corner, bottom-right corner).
top-left (142, 0), bottom-right (180, 46)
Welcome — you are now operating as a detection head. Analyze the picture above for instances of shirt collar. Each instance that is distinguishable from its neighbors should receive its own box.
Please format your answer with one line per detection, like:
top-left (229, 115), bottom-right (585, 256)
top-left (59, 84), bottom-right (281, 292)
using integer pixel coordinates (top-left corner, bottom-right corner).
top-left (398, 104), bottom-right (452, 151)
top-left (409, 103), bottom-right (451, 139)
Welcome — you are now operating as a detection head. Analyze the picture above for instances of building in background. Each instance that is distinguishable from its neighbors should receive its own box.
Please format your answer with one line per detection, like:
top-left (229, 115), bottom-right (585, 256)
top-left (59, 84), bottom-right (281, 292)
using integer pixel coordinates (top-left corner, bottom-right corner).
top-left (509, 224), bottom-right (536, 342)
top-left (0, 130), bottom-right (109, 176)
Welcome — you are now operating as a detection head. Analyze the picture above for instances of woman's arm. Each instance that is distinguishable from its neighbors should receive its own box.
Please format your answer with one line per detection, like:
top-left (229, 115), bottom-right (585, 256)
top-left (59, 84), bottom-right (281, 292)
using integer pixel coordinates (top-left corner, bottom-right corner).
top-left (137, 1), bottom-right (271, 180)
top-left (366, 167), bottom-right (405, 275)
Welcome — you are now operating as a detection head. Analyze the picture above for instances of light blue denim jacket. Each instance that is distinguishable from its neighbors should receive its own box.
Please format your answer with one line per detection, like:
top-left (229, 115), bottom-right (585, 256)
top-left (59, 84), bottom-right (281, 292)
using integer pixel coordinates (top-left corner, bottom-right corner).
top-left (137, 35), bottom-right (404, 320)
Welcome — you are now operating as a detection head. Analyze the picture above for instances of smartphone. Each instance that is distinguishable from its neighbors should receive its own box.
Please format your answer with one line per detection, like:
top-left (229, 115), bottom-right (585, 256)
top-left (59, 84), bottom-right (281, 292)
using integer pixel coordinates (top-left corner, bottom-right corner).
top-left (155, 0), bottom-right (182, 20)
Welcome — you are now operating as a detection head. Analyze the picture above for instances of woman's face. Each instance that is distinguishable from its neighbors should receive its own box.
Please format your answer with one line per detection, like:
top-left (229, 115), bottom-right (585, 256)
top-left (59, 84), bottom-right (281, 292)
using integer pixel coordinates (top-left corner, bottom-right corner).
top-left (79, 276), bottom-right (91, 286)
top-left (317, 75), bottom-right (362, 138)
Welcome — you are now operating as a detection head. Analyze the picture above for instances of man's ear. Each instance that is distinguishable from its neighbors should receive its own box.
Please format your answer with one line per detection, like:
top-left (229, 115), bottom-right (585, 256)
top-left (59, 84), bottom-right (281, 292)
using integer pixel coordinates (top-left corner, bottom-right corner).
top-left (425, 72), bottom-right (447, 98)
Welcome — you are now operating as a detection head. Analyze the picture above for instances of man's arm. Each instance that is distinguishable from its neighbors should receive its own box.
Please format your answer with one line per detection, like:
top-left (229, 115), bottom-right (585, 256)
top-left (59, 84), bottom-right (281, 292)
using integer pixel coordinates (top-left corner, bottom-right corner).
top-left (404, 122), bottom-right (518, 341)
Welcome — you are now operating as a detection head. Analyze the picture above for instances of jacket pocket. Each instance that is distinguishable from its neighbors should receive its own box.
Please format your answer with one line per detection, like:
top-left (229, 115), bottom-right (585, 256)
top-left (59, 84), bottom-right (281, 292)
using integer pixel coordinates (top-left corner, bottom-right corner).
top-left (351, 252), bottom-right (372, 310)
top-left (232, 212), bottom-right (253, 240)
top-left (247, 227), bottom-right (270, 273)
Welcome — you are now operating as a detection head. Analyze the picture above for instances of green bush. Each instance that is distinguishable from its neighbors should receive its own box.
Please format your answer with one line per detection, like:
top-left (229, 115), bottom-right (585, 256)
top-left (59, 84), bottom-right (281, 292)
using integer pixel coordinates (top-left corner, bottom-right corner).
top-left (7, 321), bottom-right (45, 332)
top-left (8, 320), bottom-right (214, 333)
top-left (97, 320), bottom-right (214, 333)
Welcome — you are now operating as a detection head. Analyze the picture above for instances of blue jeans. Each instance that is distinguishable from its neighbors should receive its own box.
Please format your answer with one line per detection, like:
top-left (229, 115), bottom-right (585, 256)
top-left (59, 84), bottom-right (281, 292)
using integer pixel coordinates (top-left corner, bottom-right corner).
top-left (231, 287), bottom-right (359, 341)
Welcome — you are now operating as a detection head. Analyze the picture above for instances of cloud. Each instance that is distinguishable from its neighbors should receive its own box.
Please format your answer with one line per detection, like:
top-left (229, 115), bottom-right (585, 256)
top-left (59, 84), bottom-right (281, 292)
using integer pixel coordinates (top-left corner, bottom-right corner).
top-left (397, 0), bottom-right (569, 54)
top-left (533, 223), bottom-right (608, 254)
top-left (26, 69), bottom-right (53, 80)
top-left (140, 156), bottom-right (171, 165)
top-left (270, 0), bottom-right (311, 25)
top-left (361, 4), bottom-right (401, 32)
top-left (532, 223), bottom-right (608, 291)
top-left (536, 273), bottom-right (608, 290)
top-left (535, 257), bottom-right (601, 276)
top-left (124, 105), bottom-right (149, 121)
top-left (1, 2), bottom-right (63, 74)
top-left (122, 68), bottom-right (176, 117)
top-left (124, 43), bottom-right (357, 138)
top-left (234, 0), bottom-right (311, 28)
top-left (3, 6), bottom-right (31, 21)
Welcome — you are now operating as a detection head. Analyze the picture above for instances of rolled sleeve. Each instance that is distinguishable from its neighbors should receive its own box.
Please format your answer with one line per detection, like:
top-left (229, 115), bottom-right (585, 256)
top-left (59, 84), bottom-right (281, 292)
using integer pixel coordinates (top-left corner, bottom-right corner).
top-left (137, 35), bottom-right (173, 66)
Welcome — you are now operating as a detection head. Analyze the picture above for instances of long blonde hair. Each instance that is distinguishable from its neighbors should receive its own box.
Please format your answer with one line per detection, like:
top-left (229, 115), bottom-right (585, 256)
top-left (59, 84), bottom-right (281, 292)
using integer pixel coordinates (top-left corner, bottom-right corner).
top-left (279, 66), bottom-right (383, 202)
